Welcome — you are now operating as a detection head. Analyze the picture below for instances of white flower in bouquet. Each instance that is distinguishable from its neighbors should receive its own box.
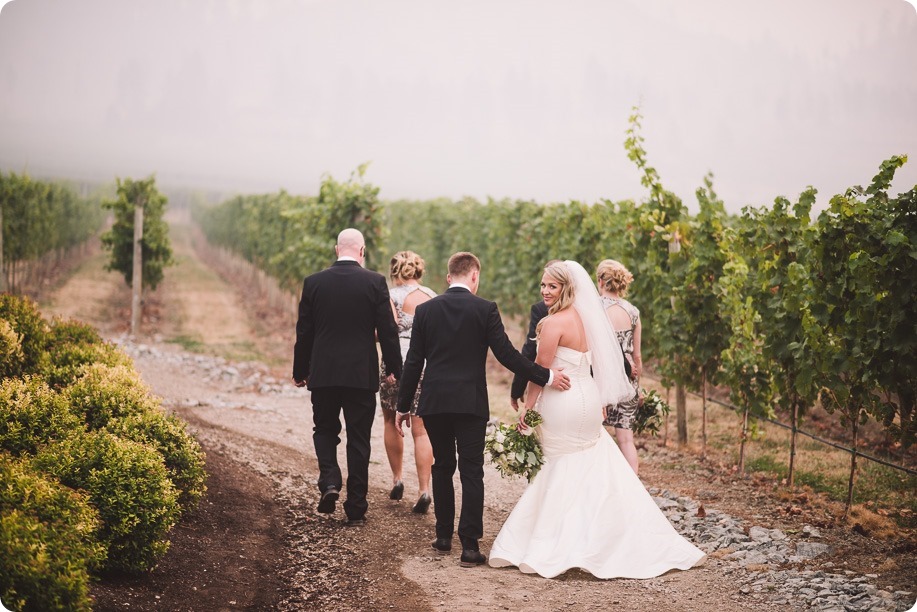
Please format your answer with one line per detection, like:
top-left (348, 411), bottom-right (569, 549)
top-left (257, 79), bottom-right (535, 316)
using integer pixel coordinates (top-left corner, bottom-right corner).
top-left (484, 409), bottom-right (545, 482)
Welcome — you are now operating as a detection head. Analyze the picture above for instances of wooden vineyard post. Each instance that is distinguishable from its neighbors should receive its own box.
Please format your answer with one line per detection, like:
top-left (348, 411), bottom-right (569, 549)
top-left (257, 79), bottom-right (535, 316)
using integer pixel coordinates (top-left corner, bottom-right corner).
top-left (131, 200), bottom-right (144, 337)
top-left (738, 405), bottom-right (749, 473)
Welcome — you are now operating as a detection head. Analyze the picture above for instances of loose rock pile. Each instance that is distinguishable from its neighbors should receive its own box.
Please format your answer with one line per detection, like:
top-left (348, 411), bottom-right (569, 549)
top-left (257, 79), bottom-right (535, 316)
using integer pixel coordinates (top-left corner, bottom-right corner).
top-left (114, 336), bottom-right (300, 400)
top-left (651, 488), bottom-right (913, 611)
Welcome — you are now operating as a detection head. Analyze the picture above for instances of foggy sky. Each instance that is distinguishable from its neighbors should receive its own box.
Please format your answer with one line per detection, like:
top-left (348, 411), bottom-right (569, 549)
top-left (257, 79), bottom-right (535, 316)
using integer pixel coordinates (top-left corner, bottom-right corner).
top-left (1, 0), bottom-right (916, 212)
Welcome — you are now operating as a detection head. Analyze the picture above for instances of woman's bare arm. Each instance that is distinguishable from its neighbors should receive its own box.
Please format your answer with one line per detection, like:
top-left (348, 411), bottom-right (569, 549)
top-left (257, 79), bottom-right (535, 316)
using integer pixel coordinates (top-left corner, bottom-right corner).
top-left (521, 316), bottom-right (562, 419)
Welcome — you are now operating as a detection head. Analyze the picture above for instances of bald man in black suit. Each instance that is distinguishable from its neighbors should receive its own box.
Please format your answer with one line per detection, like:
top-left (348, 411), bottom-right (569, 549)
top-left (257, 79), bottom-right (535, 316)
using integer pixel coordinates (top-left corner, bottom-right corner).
top-left (293, 228), bottom-right (402, 526)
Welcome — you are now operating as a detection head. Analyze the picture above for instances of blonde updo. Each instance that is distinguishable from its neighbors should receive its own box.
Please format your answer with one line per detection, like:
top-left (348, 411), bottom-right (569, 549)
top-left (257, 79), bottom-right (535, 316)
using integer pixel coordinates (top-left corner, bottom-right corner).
top-left (596, 259), bottom-right (634, 297)
top-left (390, 250), bottom-right (425, 282)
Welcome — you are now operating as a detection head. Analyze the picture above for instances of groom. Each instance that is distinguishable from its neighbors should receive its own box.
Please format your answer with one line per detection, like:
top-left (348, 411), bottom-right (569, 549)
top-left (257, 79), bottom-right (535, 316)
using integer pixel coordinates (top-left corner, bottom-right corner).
top-left (395, 252), bottom-right (570, 566)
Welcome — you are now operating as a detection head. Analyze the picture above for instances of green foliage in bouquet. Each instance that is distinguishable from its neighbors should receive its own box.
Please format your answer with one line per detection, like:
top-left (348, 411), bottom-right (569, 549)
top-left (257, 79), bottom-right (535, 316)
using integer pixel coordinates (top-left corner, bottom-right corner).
top-left (0, 454), bottom-right (105, 612)
top-left (485, 409), bottom-right (545, 482)
top-left (0, 376), bottom-right (82, 456)
top-left (31, 430), bottom-right (180, 573)
top-left (105, 411), bottom-right (207, 511)
top-left (631, 388), bottom-right (671, 436)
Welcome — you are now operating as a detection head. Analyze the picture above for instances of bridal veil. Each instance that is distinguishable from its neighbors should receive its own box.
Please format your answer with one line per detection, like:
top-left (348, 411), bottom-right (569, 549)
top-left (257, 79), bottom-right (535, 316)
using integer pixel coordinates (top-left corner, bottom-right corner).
top-left (564, 260), bottom-right (635, 407)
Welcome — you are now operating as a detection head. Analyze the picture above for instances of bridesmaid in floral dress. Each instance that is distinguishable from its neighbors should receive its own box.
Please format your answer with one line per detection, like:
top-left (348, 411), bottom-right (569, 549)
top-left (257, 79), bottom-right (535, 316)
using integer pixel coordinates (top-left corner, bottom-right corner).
top-left (596, 259), bottom-right (642, 475)
top-left (379, 251), bottom-right (437, 513)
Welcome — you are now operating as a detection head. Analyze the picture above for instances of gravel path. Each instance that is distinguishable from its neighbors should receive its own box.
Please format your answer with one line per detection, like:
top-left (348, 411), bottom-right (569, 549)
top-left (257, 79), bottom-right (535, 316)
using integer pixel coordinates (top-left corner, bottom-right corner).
top-left (112, 338), bottom-right (913, 612)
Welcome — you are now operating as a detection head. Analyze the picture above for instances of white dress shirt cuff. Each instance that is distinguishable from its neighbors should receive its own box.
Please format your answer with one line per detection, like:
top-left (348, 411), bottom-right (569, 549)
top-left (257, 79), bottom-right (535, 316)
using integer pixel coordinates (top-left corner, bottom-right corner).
top-left (546, 370), bottom-right (554, 386)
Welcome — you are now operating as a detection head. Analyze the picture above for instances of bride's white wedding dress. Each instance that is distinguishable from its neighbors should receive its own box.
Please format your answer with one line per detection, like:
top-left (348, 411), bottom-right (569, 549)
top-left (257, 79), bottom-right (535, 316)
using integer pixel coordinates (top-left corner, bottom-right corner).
top-left (489, 345), bottom-right (706, 579)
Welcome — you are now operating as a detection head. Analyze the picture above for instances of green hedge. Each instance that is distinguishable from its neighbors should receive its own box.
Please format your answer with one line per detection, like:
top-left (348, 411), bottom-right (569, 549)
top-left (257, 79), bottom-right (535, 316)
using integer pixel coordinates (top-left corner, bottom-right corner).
top-left (0, 293), bottom-right (208, 605)
top-left (0, 294), bottom-right (49, 377)
top-left (0, 455), bottom-right (105, 612)
top-left (63, 363), bottom-right (158, 430)
top-left (40, 319), bottom-right (132, 389)
top-left (106, 411), bottom-right (206, 511)
top-left (32, 430), bottom-right (180, 573)
top-left (0, 376), bottom-right (82, 456)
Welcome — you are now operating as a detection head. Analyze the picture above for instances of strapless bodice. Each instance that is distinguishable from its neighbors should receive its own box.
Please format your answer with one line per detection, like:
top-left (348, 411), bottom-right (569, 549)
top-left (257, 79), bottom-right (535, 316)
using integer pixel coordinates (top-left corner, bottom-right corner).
top-left (551, 346), bottom-right (592, 377)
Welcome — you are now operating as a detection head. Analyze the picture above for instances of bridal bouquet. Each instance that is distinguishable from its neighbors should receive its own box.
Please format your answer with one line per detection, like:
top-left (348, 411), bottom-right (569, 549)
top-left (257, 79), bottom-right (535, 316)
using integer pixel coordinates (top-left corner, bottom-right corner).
top-left (485, 409), bottom-right (544, 482)
top-left (631, 388), bottom-right (671, 436)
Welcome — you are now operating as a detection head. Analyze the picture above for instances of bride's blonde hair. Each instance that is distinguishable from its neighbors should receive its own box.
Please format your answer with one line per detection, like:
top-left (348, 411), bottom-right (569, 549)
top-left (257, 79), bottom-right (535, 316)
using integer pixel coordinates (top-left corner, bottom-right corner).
top-left (535, 262), bottom-right (576, 338)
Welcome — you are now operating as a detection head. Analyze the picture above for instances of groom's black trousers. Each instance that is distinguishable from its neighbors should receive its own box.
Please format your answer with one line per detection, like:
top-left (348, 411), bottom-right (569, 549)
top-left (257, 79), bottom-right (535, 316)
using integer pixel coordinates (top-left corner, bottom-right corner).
top-left (422, 413), bottom-right (487, 544)
top-left (310, 386), bottom-right (375, 520)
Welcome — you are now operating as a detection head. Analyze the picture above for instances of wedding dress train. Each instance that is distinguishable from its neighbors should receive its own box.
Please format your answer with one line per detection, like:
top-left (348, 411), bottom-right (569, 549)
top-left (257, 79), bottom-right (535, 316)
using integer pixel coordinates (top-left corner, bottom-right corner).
top-left (488, 346), bottom-right (706, 579)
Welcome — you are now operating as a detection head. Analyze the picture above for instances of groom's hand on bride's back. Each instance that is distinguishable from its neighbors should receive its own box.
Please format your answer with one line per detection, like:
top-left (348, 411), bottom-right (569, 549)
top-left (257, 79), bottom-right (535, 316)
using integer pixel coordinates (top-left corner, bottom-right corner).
top-left (548, 368), bottom-right (570, 391)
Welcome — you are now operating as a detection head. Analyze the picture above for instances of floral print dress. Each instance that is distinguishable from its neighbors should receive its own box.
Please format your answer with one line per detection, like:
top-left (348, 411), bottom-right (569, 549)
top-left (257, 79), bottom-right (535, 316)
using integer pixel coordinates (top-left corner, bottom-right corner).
top-left (379, 284), bottom-right (437, 413)
top-left (601, 296), bottom-right (640, 429)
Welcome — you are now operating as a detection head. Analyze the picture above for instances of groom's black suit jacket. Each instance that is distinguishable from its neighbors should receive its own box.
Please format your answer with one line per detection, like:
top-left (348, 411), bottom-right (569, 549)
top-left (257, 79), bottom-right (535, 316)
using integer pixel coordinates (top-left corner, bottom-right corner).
top-left (293, 260), bottom-right (402, 391)
top-left (398, 287), bottom-right (550, 418)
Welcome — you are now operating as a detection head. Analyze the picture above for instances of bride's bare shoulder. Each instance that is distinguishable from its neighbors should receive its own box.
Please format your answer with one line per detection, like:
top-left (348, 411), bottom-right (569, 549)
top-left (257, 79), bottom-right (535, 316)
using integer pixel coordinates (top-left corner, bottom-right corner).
top-left (545, 308), bottom-right (578, 328)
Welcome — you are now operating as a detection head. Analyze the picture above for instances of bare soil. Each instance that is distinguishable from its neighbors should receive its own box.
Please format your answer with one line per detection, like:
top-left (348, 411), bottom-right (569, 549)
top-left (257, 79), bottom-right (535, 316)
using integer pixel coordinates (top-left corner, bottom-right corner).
top-left (37, 221), bottom-right (916, 611)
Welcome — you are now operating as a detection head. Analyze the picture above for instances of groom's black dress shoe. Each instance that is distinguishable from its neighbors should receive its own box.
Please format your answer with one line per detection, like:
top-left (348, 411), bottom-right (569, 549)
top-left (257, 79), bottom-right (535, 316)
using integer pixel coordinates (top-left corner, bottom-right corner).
top-left (458, 537), bottom-right (486, 567)
top-left (431, 538), bottom-right (452, 554)
top-left (344, 517), bottom-right (366, 527)
top-left (317, 487), bottom-right (339, 514)
top-left (459, 549), bottom-right (487, 567)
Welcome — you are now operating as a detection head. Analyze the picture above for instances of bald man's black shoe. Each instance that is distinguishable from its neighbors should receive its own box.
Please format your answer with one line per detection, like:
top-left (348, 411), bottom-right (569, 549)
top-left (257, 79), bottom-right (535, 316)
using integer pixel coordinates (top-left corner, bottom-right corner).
top-left (317, 487), bottom-right (339, 514)
top-left (431, 538), bottom-right (452, 554)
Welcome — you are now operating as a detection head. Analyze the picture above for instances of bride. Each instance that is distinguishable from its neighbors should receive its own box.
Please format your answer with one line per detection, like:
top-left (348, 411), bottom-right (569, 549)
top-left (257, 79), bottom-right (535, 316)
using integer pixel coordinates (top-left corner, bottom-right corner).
top-left (488, 261), bottom-right (706, 579)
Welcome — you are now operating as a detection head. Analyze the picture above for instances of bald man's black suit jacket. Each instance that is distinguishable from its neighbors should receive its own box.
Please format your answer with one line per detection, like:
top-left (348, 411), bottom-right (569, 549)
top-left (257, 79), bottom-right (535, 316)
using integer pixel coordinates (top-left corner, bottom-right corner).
top-left (293, 260), bottom-right (402, 390)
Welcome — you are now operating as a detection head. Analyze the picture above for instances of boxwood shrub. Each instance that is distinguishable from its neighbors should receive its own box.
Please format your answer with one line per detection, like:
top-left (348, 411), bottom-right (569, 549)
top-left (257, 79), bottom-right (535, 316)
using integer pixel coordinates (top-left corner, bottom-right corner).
top-left (0, 319), bottom-right (24, 379)
top-left (40, 318), bottom-right (132, 389)
top-left (106, 411), bottom-right (207, 511)
top-left (0, 376), bottom-right (83, 456)
top-left (0, 294), bottom-right (49, 377)
top-left (62, 363), bottom-right (158, 430)
top-left (0, 454), bottom-right (105, 612)
top-left (31, 430), bottom-right (180, 573)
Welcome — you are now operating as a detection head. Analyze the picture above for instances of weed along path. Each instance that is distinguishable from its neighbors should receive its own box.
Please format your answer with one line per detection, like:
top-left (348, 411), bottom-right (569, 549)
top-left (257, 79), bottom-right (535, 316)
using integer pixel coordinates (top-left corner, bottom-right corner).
top-left (39, 218), bottom-right (914, 611)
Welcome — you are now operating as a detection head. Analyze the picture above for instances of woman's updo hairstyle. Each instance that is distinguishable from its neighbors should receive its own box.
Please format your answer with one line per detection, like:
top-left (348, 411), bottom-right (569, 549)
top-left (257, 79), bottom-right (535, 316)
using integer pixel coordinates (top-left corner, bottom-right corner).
top-left (390, 250), bottom-right (425, 282)
top-left (596, 259), bottom-right (634, 297)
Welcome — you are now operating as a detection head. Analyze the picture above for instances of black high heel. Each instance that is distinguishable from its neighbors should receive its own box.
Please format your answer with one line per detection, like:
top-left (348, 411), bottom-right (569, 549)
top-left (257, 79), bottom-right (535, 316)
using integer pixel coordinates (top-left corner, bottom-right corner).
top-left (389, 481), bottom-right (404, 500)
top-left (412, 493), bottom-right (432, 514)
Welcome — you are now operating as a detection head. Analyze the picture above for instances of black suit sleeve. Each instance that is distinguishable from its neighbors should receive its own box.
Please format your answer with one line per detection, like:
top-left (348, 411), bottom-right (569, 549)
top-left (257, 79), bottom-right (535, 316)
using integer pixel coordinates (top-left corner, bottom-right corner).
top-left (375, 277), bottom-right (403, 379)
top-left (397, 306), bottom-right (426, 413)
top-left (292, 278), bottom-right (313, 381)
top-left (511, 302), bottom-right (546, 399)
top-left (486, 302), bottom-right (550, 387)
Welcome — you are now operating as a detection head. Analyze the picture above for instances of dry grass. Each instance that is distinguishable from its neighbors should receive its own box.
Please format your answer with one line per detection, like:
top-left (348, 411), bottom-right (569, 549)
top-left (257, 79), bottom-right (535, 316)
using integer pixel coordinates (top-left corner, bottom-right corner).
top-left (642, 376), bottom-right (916, 523)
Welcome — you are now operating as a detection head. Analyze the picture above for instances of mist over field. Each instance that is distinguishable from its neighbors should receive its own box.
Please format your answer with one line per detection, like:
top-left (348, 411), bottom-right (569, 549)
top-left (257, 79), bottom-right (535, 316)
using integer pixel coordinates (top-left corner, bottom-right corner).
top-left (1, 0), bottom-right (915, 211)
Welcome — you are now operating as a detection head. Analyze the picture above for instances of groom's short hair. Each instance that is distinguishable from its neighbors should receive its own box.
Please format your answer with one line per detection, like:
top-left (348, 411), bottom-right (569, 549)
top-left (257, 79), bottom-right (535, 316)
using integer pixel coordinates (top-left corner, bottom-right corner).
top-left (447, 252), bottom-right (481, 278)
